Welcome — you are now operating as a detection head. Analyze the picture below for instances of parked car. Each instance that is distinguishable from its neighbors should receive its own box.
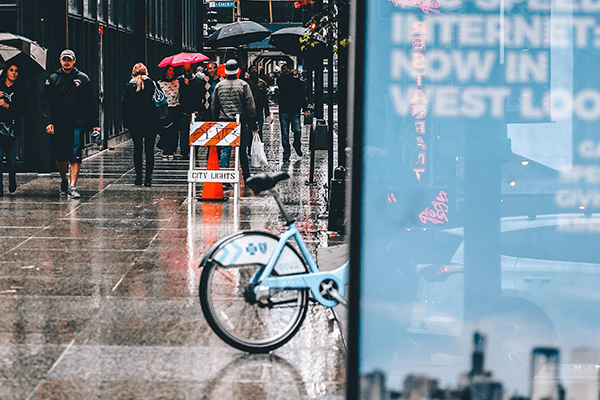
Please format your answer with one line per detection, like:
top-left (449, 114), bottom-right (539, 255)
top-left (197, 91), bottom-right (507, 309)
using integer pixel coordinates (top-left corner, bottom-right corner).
top-left (409, 213), bottom-right (600, 377)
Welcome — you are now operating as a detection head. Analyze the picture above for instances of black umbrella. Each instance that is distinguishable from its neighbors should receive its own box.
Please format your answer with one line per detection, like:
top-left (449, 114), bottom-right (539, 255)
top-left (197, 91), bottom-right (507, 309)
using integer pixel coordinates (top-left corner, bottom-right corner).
top-left (268, 26), bottom-right (328, 59)
top-left (205, 21), bottom-right (271, 48)
top-left (0, 33), bottom-right (47, 76)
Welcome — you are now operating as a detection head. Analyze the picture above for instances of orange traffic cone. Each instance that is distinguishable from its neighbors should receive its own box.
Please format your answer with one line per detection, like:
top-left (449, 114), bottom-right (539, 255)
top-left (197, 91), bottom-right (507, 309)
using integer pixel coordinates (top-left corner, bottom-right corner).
top-left (201, 146), bottom-right (225, 201)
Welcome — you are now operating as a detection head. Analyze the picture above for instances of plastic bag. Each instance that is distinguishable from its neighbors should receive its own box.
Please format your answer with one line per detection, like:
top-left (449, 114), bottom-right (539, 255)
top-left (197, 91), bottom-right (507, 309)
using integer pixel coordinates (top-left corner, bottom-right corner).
top-left (251, 131), bottom-right (268, 167)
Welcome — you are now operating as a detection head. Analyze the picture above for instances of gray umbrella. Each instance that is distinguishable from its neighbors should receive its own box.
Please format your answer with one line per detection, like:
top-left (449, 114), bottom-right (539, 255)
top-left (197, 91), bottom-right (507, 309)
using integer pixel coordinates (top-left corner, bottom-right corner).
top-left (268, 26), bottom-right (328, 59)
top-left (0, 33), bottom-right (47, 76)
top-left (205, 21), bottom-right (271, 48)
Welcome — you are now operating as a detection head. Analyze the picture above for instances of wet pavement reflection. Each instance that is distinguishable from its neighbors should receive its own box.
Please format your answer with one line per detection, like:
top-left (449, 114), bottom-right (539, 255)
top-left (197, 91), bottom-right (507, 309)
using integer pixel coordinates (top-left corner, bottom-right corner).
top-left (0, 108), bottom-right (346, 399)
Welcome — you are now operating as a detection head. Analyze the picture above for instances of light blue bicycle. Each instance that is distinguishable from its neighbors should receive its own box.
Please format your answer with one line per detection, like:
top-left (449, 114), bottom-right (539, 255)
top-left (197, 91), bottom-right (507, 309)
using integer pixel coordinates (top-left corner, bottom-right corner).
top-left (199, 172), bottom-right (348, 353)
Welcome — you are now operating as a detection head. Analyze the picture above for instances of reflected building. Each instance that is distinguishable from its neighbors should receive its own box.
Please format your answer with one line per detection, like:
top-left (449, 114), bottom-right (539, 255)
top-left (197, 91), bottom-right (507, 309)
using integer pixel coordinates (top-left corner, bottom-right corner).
top-left (569, 347), bottom-right (599, 400)
top-left (531, 348), bottom-right (564, 400)
top-left (459, 332), bottom-right (504, 400)
top-left (403, 374), bottom-right (440, 400)
top-left (362, 370), bottom-right (387, 400)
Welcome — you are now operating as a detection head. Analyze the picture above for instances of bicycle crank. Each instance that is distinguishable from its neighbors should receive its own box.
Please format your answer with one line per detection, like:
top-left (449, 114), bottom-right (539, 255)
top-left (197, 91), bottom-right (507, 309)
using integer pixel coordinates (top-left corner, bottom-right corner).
top-left (319, 280), bottom-right (348, 308)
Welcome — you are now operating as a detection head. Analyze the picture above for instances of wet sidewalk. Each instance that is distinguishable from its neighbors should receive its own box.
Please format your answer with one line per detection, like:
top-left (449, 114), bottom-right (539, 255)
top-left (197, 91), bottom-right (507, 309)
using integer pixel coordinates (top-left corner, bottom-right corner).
top-left (0, 108), bottom-right (348, 399)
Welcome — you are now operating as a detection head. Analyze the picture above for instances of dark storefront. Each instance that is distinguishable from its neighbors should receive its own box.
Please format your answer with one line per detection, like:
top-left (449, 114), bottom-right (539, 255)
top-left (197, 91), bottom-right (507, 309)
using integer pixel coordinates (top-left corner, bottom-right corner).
top-left (1, 0), bottom-right (202, 172)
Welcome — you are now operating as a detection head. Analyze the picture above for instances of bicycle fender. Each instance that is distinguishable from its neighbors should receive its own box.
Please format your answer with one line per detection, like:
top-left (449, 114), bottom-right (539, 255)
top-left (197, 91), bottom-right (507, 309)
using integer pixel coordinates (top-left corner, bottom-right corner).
top-left (200, 231), bottom-right (305, 275)
top-left (200, 230), bottom-right (273, 268)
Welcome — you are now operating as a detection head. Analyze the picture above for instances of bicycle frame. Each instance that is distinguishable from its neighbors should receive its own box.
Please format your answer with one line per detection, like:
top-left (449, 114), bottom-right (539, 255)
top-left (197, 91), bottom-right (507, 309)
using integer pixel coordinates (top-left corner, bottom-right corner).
top-left (250, 220), bottom-right (348, 309)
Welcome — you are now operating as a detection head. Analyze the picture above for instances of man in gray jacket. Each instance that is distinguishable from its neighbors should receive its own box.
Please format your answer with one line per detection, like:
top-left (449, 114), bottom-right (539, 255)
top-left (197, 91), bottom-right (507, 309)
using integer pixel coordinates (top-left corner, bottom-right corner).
top-left (212, 59), bottom-right (258, 183)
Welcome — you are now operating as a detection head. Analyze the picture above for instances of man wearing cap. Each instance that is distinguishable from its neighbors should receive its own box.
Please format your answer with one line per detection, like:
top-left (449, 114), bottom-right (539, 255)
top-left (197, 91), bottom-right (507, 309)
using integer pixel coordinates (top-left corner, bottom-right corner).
top-left (42, 49), bottom-right (100, 199)
top-left (277, 62), bottom-right (307, 162)
top-left (211, 59), bottom-right (258, 183)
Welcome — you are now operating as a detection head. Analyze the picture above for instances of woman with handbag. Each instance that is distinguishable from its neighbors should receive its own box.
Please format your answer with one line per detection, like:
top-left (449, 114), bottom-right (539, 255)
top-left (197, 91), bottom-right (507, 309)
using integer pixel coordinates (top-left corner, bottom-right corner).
top-left (121, 63), bottom-right (160, 187)
top-left (0, 62), bottom-right (26, 196)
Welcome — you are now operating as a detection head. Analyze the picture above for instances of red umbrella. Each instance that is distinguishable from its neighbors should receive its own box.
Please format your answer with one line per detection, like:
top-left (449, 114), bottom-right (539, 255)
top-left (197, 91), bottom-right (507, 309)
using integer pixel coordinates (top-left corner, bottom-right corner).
top-left (158, 52), bottom-right (209, 67)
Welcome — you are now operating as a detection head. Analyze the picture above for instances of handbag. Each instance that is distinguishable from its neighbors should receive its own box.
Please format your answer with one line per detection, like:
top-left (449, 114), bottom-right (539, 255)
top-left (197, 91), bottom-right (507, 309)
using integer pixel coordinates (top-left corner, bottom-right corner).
top-left (152, 81), bottom-right (173, 129)
top-left (251, 131), bottom-right (268, 167)
top-left (0, 121), bottom-right (15, 142)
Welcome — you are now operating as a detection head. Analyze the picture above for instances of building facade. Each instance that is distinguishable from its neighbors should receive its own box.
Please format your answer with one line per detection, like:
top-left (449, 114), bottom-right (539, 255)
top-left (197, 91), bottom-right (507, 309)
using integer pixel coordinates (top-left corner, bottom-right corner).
top-left (1, 0), bottom-right (202, 172)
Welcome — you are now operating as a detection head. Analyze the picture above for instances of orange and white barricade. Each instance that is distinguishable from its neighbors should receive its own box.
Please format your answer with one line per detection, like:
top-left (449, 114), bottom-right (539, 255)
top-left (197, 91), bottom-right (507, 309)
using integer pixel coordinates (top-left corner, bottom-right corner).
top-left (187, 114), bottom-right (241, 204)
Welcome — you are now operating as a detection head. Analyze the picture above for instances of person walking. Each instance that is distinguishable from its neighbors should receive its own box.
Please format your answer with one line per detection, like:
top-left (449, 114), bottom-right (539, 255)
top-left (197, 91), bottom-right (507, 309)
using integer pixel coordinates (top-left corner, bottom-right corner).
top-left (177, 63), bottom-right (206, 159)
top-left (247, 66), bottom-right (270, 140)
top-left (201, 62), bottom-right (224, 161)
top-left (277, 62), bottom-right (307, 162)
top-left (42, 49), bottom-right (100, 199)
top-left (157, 65), bottom-right (180, 160)
top-left (0, 62), bottom-right (27, 196)
top-left (201, 62), bottom-right (222, 121)
top-left (211, 59), bottom-right (258, 183)
top-left (121, 62), bottom-right (160, 187)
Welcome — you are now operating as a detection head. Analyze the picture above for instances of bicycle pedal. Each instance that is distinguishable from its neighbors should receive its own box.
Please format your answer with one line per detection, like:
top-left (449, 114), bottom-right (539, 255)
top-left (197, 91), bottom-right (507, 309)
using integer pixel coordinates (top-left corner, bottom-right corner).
top-left (327, 287), bottom-right (348, 308)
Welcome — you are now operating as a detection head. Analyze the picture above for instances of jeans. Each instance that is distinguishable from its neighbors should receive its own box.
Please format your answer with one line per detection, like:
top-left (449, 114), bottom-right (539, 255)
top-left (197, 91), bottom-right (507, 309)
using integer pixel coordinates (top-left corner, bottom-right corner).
top-left (0, 137), bottom-right (17, 180)
top-left (131, 125), bottom-right (158, 180)
top-left (219, 124), bottom-right (251, 181)
top-left (157, 106), bottom-right (180, 154)
top-left (278, 112), bottom-right (302, 157)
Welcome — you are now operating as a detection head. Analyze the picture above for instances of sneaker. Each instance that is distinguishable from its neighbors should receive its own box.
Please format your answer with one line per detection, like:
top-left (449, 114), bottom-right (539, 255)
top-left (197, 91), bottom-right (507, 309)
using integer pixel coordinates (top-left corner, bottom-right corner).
top-left (67, 186), bottom-right (81, 199)
top-left (293, 142), bottom-right (303, 157)
top-left (59, 180), bottom-right (69, 195)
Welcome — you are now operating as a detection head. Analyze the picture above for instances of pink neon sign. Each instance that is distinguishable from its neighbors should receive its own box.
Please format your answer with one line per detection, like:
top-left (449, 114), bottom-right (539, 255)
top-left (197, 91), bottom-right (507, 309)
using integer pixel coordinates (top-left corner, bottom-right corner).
top-left (409, 21), bottom-right (429, 181)
top-left (419, 191), bottom-right (450, 224)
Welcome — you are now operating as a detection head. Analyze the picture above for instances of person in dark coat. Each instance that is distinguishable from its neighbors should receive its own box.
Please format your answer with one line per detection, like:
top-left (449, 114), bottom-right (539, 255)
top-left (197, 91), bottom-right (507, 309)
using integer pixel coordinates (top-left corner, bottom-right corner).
top-left (277, 62), bottom-right (307, 162)
top-left (177, 63), bottom-right (206, 159)
top-left (0, 62), bottom-right (26, 196)
top-left (42, 49), bottom-right (100, 199)
top-left (157, 65), bottom-right (180, 159)
top-left (121, 62), bottom-right (160, 187)
top-left (247, 66), bottom-right (270, 140)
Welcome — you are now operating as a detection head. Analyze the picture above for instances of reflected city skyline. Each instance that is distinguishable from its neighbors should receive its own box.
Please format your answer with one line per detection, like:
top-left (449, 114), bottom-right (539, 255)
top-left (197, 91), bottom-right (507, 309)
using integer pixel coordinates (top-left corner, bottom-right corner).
top-left (362, 332), bottom-right (600, 400)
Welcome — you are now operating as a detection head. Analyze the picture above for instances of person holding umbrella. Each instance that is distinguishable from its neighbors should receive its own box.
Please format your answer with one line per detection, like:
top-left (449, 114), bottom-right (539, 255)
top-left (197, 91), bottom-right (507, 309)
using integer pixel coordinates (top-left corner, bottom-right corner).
top-left (177, 63), bottom-right (206, 159)
top-left (156, 65), bottom-right (180, 160)
top-left (0, 62), bottom-right (27, 195)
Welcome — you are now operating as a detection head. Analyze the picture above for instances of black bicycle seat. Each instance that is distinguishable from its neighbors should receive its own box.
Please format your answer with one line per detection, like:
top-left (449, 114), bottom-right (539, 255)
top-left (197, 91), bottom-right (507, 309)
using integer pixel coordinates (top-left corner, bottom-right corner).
top-left (246, 172), bottom-right (290, 193)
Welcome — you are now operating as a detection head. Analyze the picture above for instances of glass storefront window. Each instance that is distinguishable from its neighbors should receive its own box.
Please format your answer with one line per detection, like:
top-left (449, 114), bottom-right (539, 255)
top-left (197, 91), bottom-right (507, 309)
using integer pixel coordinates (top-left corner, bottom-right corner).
top-left (107, 0), bottom-right (115, 25)
top-left (68, 0), bottom-right (82, 15)
top-left (354, 0), bottom-right (600, 398)
top-left (83, 0), bottom-right (93, 19)
top-left (97, 0), bottom-right (105, 22)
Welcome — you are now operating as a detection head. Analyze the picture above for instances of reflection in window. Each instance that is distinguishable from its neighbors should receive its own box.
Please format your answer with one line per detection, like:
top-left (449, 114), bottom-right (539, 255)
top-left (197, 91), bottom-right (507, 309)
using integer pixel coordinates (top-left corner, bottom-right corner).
top-left (125, 0), bottom-right (133, 31)
top-left (521, 227), bottom-right (600, 264)
top-left (107, 0), bottom-right (114, 25)
top-left (68, 0), bottom-right (82, 15)
top-left (84, 0), bottom-right (93, 19)
top-left (148, 0), bottom-right (155, 37)
top-left (97, 0), bottom-right (105, 22)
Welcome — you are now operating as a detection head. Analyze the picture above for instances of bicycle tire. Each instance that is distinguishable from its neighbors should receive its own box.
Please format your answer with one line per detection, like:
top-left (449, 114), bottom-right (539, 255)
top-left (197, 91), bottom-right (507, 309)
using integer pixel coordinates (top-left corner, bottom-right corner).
top-left (199, 231), bottom-right (309, 353)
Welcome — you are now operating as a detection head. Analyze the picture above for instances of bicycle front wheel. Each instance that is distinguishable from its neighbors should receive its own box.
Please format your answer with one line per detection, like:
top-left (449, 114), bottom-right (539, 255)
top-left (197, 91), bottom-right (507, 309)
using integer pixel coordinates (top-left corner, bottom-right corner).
top-left (199, 231), bottom-right (309, 353)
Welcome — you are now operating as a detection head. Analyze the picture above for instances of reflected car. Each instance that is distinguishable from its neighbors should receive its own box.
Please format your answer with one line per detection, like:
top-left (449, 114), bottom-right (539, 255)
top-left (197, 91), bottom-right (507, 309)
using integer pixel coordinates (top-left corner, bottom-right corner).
top-left (410, 213), bottom-right (600, 344)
